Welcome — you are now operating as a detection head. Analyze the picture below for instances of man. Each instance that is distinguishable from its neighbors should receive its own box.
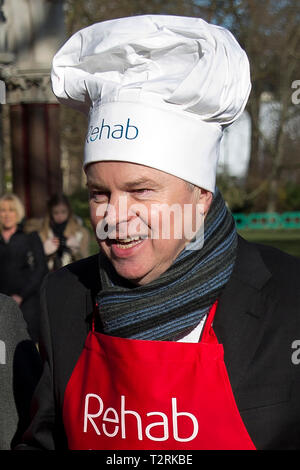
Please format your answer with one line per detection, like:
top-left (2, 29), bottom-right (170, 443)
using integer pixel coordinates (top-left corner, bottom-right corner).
top-left (18, 15), bottom-right (300, 450)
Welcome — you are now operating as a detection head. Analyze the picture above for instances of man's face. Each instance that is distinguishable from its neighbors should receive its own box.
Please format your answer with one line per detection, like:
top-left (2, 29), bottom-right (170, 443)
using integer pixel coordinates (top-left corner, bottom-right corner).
top-left (86, 161), bottom-right (211, 285)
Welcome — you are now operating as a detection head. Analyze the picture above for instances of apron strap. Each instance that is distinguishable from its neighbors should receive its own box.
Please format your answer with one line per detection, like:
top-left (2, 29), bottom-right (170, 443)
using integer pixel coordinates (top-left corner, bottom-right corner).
top-left (200, 300), bottom-right (219, 343)
top-left (92, 303), bottom-right (98, 333)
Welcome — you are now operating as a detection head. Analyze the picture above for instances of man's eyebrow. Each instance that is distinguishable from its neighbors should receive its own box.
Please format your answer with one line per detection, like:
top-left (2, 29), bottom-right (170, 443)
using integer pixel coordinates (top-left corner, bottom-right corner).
top-left (86, 177), bottom-right (159, 190)
top-left (86, 180), bottom-right (108, 190)
top-left (124, 177), bottom-right (159, 189)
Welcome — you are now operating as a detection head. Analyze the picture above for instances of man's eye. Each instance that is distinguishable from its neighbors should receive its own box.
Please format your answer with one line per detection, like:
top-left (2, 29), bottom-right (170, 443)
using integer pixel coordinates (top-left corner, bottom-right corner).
top-left (89, 191), bottom-right (108, 202)
top-left (133, 188), bottom-right (151, 195)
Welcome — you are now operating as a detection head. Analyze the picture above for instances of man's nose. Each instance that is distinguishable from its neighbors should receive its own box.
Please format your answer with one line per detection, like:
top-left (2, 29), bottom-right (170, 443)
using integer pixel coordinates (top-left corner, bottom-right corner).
top-left (104, 194), bottom-right (129, 228)
top-left (106, 195), bottom-right (144, 241)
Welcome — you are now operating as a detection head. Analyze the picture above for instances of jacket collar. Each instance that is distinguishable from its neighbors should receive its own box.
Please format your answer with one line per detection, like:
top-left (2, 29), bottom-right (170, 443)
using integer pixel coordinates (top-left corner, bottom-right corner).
top-left (213, 235), bottom-right (273, 390)
top-left (230, 235), bottom-right (272, 292)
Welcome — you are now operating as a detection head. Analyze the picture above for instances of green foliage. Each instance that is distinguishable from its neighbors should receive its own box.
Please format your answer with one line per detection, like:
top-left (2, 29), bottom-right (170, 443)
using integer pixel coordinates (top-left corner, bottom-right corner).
top-left (239, 229), bottom-right (300, 257)
top-left (278, 182), bottom-right (300, 211)
top-left (216, 174), bottom-right (251, 212)
top-left (68, 188), bottom-right (91, 228)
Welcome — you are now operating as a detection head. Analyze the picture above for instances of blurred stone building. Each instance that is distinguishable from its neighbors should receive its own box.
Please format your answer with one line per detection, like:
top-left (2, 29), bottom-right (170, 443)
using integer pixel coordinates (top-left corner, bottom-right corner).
top-left (0, 0), bottom-right (66, 217)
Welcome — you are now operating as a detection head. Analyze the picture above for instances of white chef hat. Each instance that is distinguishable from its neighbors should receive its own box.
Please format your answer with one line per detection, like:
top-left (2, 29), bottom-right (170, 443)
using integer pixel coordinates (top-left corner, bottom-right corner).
top-left (51, 15), bottom-right (251, 192)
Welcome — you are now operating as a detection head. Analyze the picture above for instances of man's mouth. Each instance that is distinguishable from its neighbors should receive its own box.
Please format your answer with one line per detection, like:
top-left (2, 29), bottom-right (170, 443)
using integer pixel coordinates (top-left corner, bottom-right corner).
top-left (109, 236), bottom-right (146, 250)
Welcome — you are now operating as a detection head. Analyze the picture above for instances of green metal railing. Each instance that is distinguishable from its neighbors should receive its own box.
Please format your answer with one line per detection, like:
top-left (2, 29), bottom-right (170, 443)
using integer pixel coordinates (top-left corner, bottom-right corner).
top-left (233, 212), bottom-right (300, 229)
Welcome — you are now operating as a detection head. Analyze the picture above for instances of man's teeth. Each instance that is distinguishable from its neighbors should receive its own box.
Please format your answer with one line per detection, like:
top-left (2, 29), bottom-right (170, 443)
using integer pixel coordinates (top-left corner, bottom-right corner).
top-left (114, 236), bottom-right (144, 249)
top-left (118, 236), bottom-right (141, 242)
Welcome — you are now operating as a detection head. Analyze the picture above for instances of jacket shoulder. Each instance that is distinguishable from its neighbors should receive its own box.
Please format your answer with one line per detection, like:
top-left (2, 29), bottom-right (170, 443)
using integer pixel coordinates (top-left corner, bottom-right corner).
top-left (0, 293), bottom-right (18, 313)
top-left (254, 241), bottom-right (300, 284)
top-left (43, 254), bottom-right (100, 297)
top-left (233, 236), bottom-right (300, 294)
top-left (0, 294), bottom-right (29, 332)
top-left (40, 255), bottom-right (100, 346)
top-left (246, 240), bottom-right (300, 304)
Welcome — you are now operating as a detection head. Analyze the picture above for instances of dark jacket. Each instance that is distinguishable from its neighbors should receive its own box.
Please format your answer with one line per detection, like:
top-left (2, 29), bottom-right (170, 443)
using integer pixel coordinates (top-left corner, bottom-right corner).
top-left (0, 226), bottom-right (48, 342)
top-left (17, 236), bottom-right (300, 450)
top-left (0, 294), bottom-right (42, 449)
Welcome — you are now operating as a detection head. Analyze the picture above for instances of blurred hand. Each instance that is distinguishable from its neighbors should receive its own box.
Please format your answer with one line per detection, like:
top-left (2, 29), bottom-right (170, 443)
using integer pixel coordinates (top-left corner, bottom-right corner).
top-left (44, 237), bottom-right (60, 255)
top-left (66, 235), bottom-right (80, 251)
top-left (11, 294), bottom-right (23, 306)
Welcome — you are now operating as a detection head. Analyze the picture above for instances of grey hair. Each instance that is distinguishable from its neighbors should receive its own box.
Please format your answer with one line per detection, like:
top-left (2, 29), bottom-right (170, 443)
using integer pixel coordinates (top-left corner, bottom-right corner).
top-left (185, 182), bottom-right (195, 192)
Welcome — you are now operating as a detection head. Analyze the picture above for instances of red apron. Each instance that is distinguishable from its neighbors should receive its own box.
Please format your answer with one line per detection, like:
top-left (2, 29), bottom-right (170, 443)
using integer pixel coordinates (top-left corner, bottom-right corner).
top-left (63, 301), bottom-right (256, 450)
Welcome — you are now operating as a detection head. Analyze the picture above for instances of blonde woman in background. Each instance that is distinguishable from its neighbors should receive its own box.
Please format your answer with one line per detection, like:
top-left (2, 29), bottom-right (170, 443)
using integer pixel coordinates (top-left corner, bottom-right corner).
top-left (0, 193), bottom-right (48, 343)
top-left (39, 194), bottom-right (90, 272)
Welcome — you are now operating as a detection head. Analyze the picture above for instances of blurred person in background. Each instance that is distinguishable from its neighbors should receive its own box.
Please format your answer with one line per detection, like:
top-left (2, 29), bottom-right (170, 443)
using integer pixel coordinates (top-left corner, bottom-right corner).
top-left (0, 293), bottom-right (42, 449)
top-left (39, 193), bottom-right (90, 272)
top-left (0, 193), bottom-right (48, 343)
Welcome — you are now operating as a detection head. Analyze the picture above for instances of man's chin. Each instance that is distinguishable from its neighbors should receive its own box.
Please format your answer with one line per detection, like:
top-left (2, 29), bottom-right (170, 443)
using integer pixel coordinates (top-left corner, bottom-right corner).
top-left (111, 261), bottom-right (151, 286)
top-left (114, 269), bottom-right (146, 285)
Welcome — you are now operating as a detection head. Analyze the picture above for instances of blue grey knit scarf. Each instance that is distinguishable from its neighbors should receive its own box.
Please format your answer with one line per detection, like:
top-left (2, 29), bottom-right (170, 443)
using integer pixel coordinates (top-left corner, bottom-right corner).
top-left (96, 188), bottom-right (237, 341)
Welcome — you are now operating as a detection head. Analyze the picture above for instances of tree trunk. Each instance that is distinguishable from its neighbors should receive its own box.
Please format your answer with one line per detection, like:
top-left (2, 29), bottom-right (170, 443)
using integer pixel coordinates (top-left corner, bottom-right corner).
top-left (246, 88), bottom-right (262, 190)
top-left (10, 103), bottom-right (62, 218)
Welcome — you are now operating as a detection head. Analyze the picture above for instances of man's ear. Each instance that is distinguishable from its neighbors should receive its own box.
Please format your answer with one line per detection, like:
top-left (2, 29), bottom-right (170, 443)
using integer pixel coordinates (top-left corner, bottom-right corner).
top-left (194, 188), bottom-right (213, 216)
